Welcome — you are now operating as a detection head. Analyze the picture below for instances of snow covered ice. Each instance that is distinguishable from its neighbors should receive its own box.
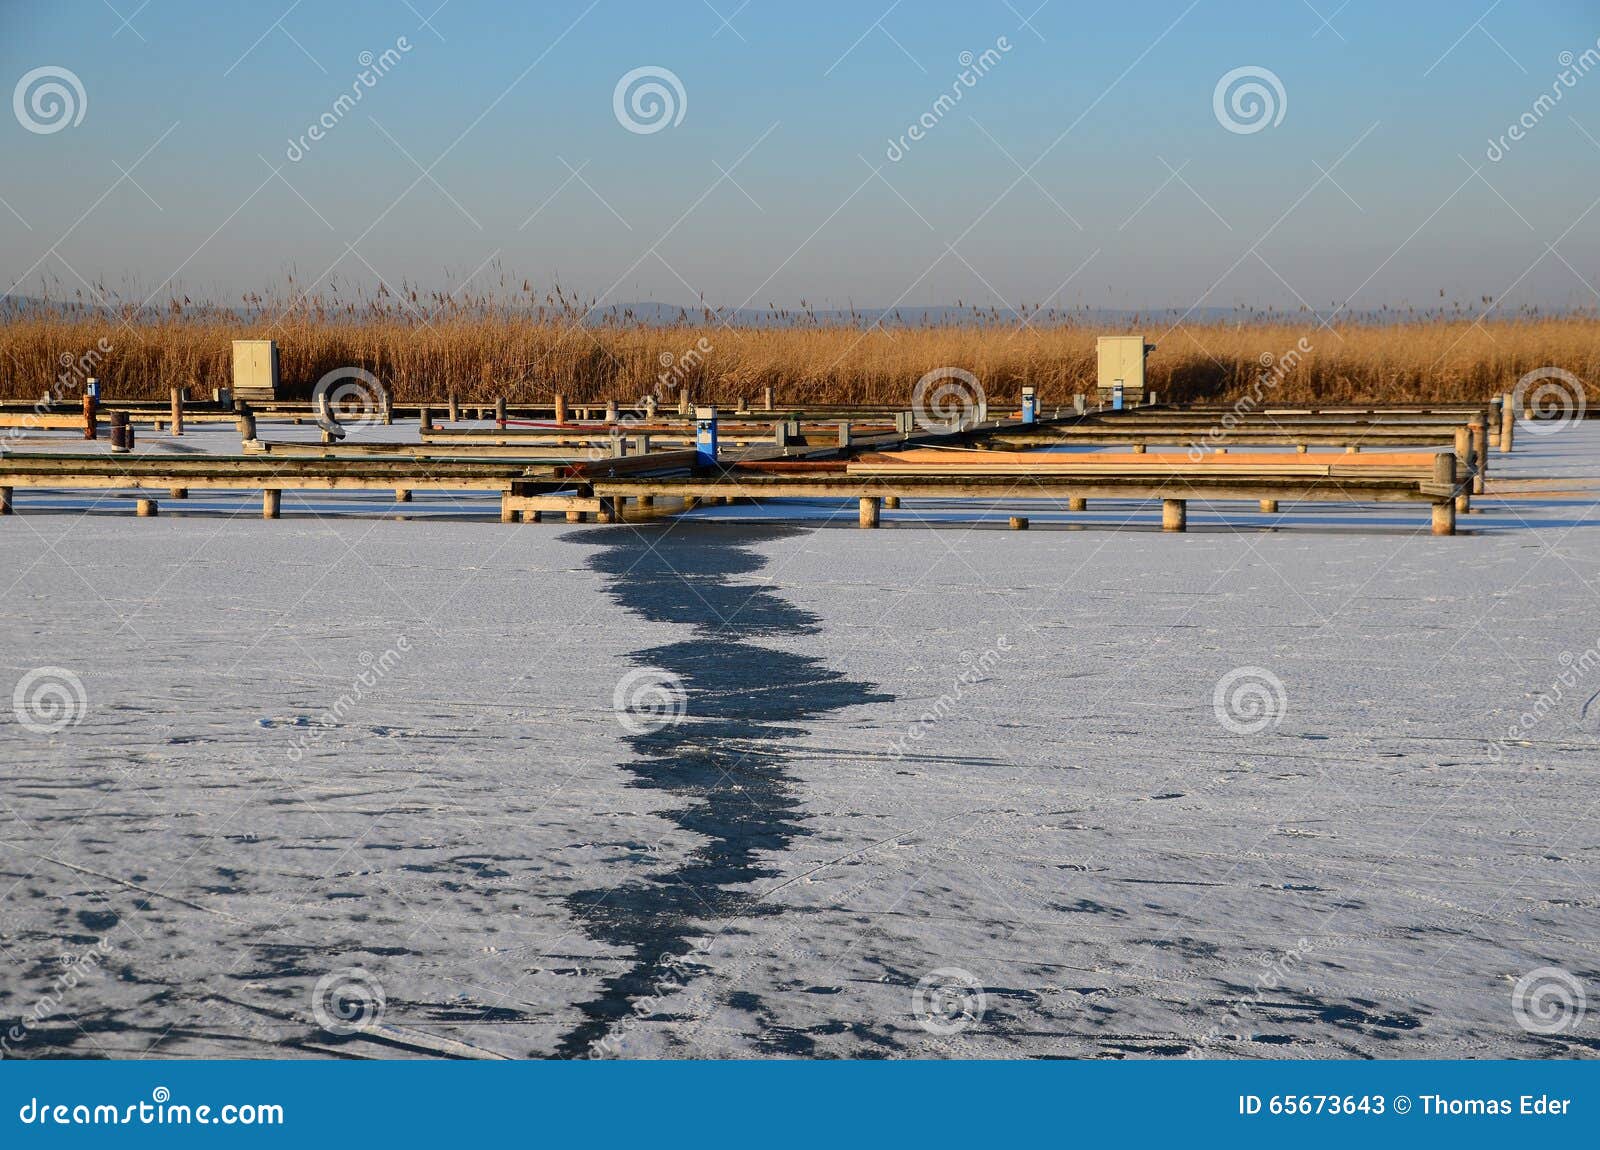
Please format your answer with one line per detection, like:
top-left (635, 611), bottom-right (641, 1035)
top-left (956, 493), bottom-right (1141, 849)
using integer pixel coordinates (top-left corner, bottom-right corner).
top-left (2, 425), bottom-right (1598, 1058)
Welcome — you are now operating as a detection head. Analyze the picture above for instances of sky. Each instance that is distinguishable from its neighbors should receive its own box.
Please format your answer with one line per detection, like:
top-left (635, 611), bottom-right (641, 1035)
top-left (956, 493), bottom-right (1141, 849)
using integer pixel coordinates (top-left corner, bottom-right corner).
top-left (3, 0), bottom-right (1600, 316)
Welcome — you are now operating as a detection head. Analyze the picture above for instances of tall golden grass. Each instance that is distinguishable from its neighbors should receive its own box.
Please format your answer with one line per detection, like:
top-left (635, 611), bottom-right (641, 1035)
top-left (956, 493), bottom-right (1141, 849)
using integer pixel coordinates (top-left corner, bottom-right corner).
top-left (4, 291), bottom-right (1596, 407)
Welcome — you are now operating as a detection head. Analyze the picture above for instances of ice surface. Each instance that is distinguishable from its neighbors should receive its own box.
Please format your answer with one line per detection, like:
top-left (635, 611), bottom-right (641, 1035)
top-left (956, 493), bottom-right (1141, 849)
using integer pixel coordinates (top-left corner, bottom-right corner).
top-left (1, 423), bottom-right (1597, 1058)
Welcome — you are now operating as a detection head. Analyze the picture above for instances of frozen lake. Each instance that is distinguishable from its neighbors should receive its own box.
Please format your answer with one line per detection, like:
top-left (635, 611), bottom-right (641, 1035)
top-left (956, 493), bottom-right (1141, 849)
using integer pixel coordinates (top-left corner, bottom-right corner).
top-left (2, 423), bottom-right (1598, 1058)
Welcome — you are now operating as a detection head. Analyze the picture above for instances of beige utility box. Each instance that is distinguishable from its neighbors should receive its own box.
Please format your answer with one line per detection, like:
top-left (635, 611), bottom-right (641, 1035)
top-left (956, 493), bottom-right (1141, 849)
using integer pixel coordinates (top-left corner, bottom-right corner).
top-left (1096, 335), bottom-right (1154, 401)
top-left (231, 339), bottom-right (281, 401)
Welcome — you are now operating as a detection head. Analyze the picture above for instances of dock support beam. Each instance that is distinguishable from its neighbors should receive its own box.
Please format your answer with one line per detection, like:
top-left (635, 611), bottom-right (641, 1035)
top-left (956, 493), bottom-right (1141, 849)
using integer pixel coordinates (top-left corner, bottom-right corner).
top-left (263, 489), bottom-right (280, 520)
top-left (1162, 499), bottom-right (1187, 532)
top-left (500, 493), bottom-right (517, 523)
top-left (859, 496), bottom-right (881, 529)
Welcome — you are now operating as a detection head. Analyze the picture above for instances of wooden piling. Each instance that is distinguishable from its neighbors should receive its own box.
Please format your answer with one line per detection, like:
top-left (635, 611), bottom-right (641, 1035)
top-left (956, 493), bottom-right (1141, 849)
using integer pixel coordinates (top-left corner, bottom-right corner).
top-left (0, 486), bottom-right (12, 515)
top-left (1259, 499), bottom-right (1278, 513)
top-left (136, 498), bottom-right (158, 517)
top-left (884, 496), bottom-right (900, 509)
top-left (447, 393), bottom-right (460, 423)
top-left (1499, 391), bottom-right (1515, 453)
top-left (1470, 420), bottom-right (1487, 494)
top-left (395, 489), bottom-right (411, 502)
top-left (763, 387), bottom-right (774, 411)
top-left (419, 405), bottom-right (433, 432)
top-left (495, 396), bottom-right (507, 427)
top-left (606, 399), bottom-right (619, 422)
top-left (500, 493), bottom-right (517, 523)
top-left (1162, 499), bottom-right (1186, 532)
top-left (170, 488), bottom-right (188, 499)
top-left (859, 496), bottom-right (881, 528)
top-left (1130, 443), bottom-right (1146, 454)
top-left (381, 390), bottom-right (393, 425)
top-left (262, 489), bottom-right (280, 520)
top-left (1454, 427), bottom-right (1472, 513)
top-left (169, 388), bottom-right (184, 436)
top-left (838, 422), bottom-right (852, 447)
top-left (83, 394), bottom-right (97, 439)
top-left (1295, 444), bottom-right (1308, 454)
top-left (555, 394), bottom-right (567, 424)
top-left (1432, 450), bottom-right (1456, 535)
top-left (566, 508), bottom-right (584, 523)
top-left (1068, 497), bottom-right (1087, 512)
top-left (1009, 516), bottom-right (1029, 530)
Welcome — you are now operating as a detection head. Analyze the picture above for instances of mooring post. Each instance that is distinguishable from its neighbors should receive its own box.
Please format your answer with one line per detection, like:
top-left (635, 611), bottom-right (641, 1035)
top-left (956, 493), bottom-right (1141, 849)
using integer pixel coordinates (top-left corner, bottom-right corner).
top-left (495, 396), bottom-right (507, 428)
top-left (1131, 443), bottom-right (1146, 454)
top-left (0, 486), bottom-right (13, 515)
top-left (774, 421), bottom-right (789, 449)
top-left (884, 496), bottom-right (900, 509)
top-left (1259, 499), bottom-right (1278, 513)
top-left (1499, 391), bottom-right (1515, 453)
top-left (262, 489), bottom-right (280, 519)
top-left (763, 386), bottom-right (774, 411)
top-left (1068, 496), bottom-right (1087, 512)
top-left (109, 410), bottom-right (131, 453)
top-left (644, 395), bottom-right (658, 419)
top-left (381, 389), bottom-right (394, 425)
top-left (838, 421), bottom-right (851, 448)
top-left (447, 392), bottom-right (460, 423)
top-left (136, 498), bottom-right (158, 517)
top-left (83, 391), bottom-right (97, 439)
top-left (395, 488), bottom-right (411, 502)
top-left (500, 493), bottom-right (517, 523)
top-left (1454, 427), bottom-right (1473, 514)
top-left (170, 488), bottom-right (188, 499)
top-left (1162, 498), bottom-right (1186, 532)
top-left (1009, 516), bottom-right (1029, 530)
top-left (169, 387), bottom-right (184, 436)
top-left (1470, 420), bottom-right (1487, 494)
top-left (1433, 450), bottom-right (1457, 535)
top-left (695, 406), bottom-right (719, 467)
top-left (858, 496), bottom-right (881, 528)
top-left (419, 405), bottom-right (433, 433)
top-left (606, 399), bottom-right (619, 422)
top-left (1073, 394), bottom-right (1086, 415)
top-left (554, 394), bottom-right (568, 424)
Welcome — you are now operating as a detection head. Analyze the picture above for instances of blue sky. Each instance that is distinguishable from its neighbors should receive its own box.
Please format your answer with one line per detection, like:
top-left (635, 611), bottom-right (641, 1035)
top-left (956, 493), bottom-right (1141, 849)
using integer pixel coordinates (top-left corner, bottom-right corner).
top-left (3, 0), bottom-right (1600, 313)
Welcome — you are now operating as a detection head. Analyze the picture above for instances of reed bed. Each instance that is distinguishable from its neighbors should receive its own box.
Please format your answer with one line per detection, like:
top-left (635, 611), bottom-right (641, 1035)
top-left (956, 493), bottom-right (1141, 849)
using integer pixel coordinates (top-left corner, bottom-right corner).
top-left (4, 287), bottom-right (1595, 407)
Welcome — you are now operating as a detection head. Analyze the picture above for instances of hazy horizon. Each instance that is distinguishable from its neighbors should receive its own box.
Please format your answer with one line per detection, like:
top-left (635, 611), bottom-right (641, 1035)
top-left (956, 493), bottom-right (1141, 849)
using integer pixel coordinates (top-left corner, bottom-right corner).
top-left (5, 1), bottom-right (1600, 318)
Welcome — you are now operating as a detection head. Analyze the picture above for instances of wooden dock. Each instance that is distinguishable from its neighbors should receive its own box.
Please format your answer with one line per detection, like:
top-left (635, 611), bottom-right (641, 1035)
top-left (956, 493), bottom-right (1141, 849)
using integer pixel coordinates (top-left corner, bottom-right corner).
top-left (0, 392), bottom-right (1519, 535)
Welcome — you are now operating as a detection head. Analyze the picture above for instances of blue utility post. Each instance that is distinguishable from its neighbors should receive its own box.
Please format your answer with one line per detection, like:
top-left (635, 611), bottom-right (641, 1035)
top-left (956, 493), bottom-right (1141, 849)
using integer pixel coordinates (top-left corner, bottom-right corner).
top-left (1112, 379), bottom-right (1125, 411)
top-left (695, 406), bottom-right (718, 467)
top-left (1021, 386), bottom-right (1037, 424)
